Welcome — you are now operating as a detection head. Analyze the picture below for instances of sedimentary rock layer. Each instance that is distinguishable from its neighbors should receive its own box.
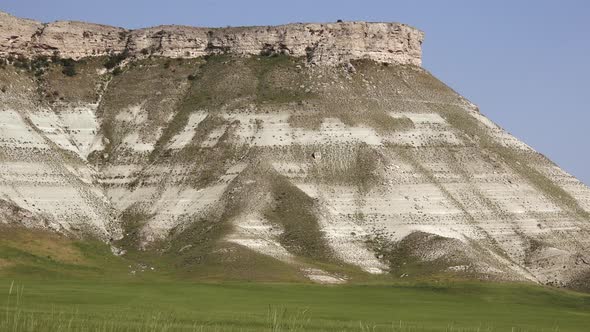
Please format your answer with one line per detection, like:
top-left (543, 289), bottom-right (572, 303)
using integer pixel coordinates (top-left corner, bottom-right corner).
top-left (1, 11), bottom-right (589, 288)
top-left (0, 11), bottom-right (423, 66)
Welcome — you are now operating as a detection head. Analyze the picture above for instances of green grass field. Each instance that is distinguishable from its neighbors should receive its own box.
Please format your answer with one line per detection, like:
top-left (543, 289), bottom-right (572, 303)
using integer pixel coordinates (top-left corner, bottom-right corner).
top-left (1, 227), bottom-right (590, 331)
top-left (1, 278), bottom-right (590, 331)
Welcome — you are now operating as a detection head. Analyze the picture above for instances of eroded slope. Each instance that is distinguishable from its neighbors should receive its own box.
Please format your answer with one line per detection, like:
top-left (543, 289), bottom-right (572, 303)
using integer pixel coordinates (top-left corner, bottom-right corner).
top-left (1, 53), bottom-right (589, 288)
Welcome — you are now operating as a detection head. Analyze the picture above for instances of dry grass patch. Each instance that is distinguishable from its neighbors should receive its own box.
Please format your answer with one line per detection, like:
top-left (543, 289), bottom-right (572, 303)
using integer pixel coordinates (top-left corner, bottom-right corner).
top-left (0, 226), bottom-right (86, 266)
top-left (39, 57), bottom-right (106, 104)
top-left (0, 258), bottom-right (14, 270)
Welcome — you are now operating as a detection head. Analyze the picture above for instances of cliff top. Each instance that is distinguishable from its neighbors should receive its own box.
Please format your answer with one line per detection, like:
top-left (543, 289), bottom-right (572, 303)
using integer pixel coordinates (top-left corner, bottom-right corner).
top-left (0, 11), bottom-right (424, 66)
top-left (0, 11), bottom-right (422, 33)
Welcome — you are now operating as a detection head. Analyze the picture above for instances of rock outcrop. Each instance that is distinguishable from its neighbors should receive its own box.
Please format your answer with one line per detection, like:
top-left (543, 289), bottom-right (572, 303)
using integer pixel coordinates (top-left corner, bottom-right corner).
top-left (1, 11), bottom-right (589, 288)
top-left (0, 11), bottom-right (423, 66)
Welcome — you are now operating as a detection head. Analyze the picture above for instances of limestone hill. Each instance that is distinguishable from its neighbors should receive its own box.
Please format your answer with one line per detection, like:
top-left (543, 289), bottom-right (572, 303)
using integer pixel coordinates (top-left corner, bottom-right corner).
top-left (1, 11), bottom-right (589, 289)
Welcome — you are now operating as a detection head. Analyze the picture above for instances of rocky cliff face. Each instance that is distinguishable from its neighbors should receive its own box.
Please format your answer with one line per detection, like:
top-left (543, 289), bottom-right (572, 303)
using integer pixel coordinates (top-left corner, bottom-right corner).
top-left (0, 11), bottom-right (423, 66)
top-left (1, 11), bottom-right (589, 288)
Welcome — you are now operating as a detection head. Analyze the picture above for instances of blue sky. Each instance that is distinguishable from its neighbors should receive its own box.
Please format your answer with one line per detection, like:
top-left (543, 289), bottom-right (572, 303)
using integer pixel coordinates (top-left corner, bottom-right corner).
top-left (2, 0), bottom-right (589, 184)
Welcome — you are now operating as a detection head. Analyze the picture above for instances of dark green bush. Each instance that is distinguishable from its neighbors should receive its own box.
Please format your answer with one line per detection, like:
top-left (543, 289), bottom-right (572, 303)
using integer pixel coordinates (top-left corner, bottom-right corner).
top-left (31, 56), bottom-right (50, 76)
top-left (60, 58), bottom-right (77, 77)
top-left (104, 50), bottom-right (129, 69)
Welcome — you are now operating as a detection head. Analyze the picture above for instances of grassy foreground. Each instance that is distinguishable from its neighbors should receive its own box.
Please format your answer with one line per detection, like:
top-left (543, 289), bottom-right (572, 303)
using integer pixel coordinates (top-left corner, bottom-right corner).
top-left (1, 278), bottom-right (590, 331)
top-left (0, 223), bottom-right (589, 331)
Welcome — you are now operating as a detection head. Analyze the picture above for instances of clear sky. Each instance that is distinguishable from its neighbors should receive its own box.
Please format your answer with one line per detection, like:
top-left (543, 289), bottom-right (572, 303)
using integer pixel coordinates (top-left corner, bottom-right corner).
top-left (2, 0), bottom-right (589, 185)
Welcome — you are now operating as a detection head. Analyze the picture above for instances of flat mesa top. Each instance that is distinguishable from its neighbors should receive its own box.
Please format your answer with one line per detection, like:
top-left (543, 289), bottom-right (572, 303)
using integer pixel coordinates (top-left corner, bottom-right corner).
top-left (0, 11), bottom-right (424, 66)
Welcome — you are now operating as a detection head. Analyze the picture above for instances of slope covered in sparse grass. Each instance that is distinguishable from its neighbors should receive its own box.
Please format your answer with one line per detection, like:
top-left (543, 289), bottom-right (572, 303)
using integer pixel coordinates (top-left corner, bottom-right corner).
top-left (2, 52), bottom-right (590, 289)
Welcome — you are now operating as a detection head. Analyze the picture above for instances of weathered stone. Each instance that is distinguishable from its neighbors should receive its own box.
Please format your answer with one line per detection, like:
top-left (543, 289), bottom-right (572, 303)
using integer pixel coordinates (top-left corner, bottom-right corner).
top-left (0, 11), bottom-right (423, 66)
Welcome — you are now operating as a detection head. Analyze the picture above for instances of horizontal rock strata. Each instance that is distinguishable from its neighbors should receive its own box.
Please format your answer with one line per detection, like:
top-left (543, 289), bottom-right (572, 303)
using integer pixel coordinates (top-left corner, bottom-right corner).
top-left (0, 11), bottom-right (423, 66)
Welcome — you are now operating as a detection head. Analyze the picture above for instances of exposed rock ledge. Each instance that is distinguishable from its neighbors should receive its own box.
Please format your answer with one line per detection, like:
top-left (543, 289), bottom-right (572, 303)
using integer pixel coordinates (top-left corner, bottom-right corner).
top-left (0, 11), bottom-right (423, 66)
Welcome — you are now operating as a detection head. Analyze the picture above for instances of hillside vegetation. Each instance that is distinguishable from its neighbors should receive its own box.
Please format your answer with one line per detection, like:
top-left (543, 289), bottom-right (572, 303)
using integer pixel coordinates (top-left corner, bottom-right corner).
top-left (1, 53), bottom-right (590, 289)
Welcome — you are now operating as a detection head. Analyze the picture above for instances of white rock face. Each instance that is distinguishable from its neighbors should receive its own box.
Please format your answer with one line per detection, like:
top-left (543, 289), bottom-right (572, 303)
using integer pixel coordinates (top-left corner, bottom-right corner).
top-left (0, 109), bottom-right (116, 237)
top-left (0, 11), bottom-right (423, 66)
